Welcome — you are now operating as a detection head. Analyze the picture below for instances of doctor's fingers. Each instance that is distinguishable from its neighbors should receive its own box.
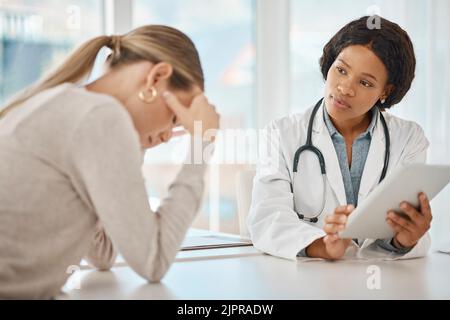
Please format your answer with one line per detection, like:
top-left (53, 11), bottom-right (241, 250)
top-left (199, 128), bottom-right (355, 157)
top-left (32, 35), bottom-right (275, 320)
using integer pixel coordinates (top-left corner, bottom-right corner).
top-left (386, 217), bottom-right (419, 239)
top-left (334, 205), bottom-right (355, 216)
top-left (398, 201), bottom-right (432, 231)
top-left (418, 192), bottom-right (433, 222)
top-left (325, 214), bottom-right (347, 224)
top-left (324, 234), bottom-right (340, 244)
top-left (323, 223), bottom-right (346, 234)
top-left (398, 201), bottom-right (423, 223)
top-left (386, 218), bottom-right (408, 235)
top-left (387, 211), bottom-right (416, 233)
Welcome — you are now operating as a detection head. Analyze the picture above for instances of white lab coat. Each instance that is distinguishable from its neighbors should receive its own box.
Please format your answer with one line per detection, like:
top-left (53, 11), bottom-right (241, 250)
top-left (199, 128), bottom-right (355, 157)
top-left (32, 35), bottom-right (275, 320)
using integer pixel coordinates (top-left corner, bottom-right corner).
top-left (247, 102), bottom-right (431, 261)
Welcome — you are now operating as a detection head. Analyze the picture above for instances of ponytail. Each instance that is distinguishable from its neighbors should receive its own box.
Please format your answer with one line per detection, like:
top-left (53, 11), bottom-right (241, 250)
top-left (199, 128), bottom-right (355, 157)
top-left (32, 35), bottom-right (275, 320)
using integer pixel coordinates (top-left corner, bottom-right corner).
top-left (0, 25), bottom-right (204, 119)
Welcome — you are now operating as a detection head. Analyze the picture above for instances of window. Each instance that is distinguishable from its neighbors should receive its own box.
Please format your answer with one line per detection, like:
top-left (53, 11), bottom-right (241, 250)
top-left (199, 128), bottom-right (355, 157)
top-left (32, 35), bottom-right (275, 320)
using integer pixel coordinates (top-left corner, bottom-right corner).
top-left (290, 0), bottom-right (427, 113)
top-left (0, 0), bottom-right (103, 104)
top-left (133, 0), bottom-right (255, 233)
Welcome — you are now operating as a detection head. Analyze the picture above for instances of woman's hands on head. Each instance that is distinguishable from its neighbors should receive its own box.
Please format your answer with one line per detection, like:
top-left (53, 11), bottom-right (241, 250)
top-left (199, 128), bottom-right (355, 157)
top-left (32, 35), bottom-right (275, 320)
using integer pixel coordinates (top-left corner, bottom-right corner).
top-left (163, 91), bottom-right (220, 141)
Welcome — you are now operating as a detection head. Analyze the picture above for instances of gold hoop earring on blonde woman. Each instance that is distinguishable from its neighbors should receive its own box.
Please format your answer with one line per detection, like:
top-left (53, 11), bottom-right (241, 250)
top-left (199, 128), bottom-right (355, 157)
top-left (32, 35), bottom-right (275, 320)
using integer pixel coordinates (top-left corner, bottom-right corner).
top-left (138, 87), bottom-right (158, 104)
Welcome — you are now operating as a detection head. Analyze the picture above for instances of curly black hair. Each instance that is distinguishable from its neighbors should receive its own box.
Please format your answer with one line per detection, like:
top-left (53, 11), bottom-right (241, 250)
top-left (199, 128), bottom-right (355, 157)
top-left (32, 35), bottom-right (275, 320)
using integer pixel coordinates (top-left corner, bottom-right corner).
top-left (319, 15), bottom-right (416, 109)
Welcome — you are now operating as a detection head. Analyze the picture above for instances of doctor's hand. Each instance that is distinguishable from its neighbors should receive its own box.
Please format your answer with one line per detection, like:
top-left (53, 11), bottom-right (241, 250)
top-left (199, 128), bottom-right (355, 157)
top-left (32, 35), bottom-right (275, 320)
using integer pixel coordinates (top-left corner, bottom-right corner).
top-left (386, 192), bottom-right (432, 250)
top-left (322, 205), bottom-right (355, 259)
top-left (306, 205), bottom-right (354, 260)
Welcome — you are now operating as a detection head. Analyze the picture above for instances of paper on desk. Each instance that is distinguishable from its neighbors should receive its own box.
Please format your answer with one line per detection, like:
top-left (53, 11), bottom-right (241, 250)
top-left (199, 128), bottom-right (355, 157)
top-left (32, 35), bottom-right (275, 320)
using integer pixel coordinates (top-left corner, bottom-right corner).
top-left (181, 235), bottom-right (252, 251)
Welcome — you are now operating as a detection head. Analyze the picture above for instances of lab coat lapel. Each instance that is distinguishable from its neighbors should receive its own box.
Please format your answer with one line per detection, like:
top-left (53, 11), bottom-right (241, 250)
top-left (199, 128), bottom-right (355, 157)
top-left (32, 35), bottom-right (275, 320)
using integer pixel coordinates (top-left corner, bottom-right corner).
top-left (358, 110), bottom-right (386, 204)
top-left (312, 104), bottom-right (347, 205)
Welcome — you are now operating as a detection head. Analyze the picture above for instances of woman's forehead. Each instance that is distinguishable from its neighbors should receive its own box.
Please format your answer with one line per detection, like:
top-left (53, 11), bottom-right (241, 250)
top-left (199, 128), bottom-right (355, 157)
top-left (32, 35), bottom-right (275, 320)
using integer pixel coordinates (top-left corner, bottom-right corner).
top-left (337, 45), bottom-right (388, 82)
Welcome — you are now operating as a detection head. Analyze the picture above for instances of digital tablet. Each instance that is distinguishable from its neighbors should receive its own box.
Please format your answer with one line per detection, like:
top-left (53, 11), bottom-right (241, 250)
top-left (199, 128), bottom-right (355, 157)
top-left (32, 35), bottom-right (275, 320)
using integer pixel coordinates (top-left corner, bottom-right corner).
top-left (339, 164), bottom-right (450, 239)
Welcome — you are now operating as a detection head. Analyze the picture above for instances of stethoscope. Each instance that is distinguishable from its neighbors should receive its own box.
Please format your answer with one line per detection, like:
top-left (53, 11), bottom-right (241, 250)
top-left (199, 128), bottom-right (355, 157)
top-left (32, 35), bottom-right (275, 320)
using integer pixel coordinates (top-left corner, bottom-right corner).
top-left (292, 98), bottom-right (390, 223)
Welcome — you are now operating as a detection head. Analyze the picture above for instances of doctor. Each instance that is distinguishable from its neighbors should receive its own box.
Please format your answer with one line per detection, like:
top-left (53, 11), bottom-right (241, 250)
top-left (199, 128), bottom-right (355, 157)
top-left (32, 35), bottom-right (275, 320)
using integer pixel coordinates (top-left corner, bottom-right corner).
top-left (248, 16), bottom-right (432, 260)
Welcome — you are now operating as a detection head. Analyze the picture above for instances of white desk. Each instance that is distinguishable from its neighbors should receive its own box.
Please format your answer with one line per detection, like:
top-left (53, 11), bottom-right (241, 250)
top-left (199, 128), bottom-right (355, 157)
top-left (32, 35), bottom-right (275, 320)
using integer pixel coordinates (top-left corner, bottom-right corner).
top-left (60, 231), bottom-right (450, 300)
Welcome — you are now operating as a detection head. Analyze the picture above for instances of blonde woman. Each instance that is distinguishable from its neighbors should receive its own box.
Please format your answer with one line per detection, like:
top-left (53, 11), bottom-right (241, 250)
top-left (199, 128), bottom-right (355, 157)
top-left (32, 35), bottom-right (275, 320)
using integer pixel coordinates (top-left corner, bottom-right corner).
top-left (0, 25), bottom-right (220, 299)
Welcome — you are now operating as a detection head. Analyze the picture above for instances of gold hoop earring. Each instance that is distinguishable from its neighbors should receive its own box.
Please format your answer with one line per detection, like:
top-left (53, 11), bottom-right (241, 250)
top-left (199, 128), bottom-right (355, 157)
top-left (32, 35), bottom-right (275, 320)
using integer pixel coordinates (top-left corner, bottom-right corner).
top-left (138, 87), bottom-right (158, 104)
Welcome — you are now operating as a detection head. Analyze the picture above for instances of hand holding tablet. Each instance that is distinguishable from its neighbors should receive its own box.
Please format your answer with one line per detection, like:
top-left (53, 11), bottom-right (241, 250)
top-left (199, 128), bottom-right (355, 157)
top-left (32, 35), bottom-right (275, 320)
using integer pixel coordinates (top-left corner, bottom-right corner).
top-left (339, 164), bottom-right (450, 239)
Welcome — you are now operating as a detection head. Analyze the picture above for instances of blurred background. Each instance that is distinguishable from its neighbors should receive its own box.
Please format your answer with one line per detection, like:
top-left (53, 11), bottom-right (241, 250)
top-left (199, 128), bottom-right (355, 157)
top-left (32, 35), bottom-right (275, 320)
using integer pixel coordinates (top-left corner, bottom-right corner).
top-left (1, 0), bottom-right (449, 246)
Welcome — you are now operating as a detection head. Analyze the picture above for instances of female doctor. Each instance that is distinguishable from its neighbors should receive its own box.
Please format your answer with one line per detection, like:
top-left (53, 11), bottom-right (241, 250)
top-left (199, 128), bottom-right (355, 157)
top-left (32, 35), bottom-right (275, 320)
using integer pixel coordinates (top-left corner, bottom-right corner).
top-left (248, 16), bottom-right (432, 260)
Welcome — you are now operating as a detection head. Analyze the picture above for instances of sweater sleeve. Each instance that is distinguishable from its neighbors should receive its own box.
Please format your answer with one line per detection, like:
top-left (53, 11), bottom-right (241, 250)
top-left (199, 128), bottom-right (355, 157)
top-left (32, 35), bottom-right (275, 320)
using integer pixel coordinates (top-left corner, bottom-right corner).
top-left (67, 103), bottom-right (208, 281)
top-left (84, 223), bottom-right (118, 271)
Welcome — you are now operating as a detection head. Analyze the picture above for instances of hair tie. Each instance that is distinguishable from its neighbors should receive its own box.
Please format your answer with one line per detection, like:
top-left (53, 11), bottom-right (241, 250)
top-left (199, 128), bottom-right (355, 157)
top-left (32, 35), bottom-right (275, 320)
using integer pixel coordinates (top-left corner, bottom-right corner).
top-left (109, 35), bottom-right (122, 59)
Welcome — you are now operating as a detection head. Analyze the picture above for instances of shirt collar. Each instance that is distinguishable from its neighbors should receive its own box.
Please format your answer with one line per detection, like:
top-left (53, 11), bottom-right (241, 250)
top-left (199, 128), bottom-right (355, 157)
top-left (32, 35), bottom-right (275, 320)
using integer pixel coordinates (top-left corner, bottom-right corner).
top-left (323, 105), bottom-right (378, 139)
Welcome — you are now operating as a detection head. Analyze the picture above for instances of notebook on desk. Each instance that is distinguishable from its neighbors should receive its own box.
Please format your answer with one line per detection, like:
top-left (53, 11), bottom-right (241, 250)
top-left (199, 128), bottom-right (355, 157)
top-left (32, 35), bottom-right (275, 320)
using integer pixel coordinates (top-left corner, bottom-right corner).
top-left (80, 233), bottom-right (253, 269)
top-left (181, 234), bottom-right (253, 251)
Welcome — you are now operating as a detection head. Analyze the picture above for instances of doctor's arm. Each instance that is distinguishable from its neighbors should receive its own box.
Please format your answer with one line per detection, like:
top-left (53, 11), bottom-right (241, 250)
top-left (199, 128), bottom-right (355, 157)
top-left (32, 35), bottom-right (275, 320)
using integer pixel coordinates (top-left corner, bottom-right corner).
top-left (377, 123), bottom-right (432, 258)
top-left (247, 122), bottom-right (326, 260)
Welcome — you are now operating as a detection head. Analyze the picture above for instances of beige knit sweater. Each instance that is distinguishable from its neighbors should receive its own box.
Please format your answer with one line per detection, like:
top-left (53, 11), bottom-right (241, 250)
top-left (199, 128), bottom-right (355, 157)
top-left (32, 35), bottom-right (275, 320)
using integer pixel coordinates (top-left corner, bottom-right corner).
top-left (0, 84), bottom-right (208, 299)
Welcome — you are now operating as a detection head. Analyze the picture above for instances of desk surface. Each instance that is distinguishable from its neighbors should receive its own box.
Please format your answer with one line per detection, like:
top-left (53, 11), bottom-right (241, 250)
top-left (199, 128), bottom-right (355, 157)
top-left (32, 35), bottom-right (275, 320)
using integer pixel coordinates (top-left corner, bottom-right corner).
top-left (60, 231), bottom-right (450, 300)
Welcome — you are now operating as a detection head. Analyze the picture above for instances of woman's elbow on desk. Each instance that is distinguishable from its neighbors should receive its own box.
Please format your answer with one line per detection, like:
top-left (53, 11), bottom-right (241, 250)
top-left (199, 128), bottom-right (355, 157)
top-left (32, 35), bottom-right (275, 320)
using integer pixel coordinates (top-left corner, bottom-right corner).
top-left (88, 258), bottom-right (117, 271)
top-left (130, 248), bottom-right (173, 283)
top-left (141, 262), bottom-right (170, 283)
top-left (84, 225), bottom-right (118, 271)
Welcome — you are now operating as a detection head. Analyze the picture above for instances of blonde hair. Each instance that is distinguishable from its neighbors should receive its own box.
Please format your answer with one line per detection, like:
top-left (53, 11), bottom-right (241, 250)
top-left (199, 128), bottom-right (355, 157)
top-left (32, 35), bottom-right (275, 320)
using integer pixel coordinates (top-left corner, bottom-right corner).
top-left (0, 25), bottom-right (204, 119)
